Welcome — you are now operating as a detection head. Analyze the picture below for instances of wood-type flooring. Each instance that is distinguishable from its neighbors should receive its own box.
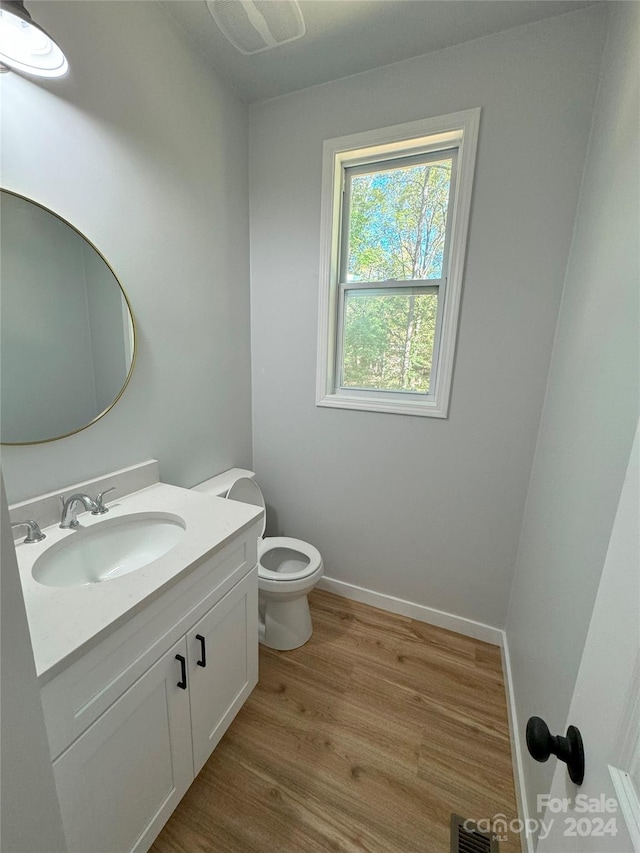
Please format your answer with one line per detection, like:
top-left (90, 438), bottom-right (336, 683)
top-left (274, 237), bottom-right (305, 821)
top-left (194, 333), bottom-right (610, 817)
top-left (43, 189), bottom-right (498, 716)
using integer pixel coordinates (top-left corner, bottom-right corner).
top-left (151, 589), bottom-right (521, 853)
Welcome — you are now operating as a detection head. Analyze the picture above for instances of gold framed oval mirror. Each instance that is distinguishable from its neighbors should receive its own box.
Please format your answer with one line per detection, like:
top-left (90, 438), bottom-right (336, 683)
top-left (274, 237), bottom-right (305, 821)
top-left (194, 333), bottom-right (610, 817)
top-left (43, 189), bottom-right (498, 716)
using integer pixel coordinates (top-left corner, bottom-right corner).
top-left (0, 189), bottom-right (136, 445)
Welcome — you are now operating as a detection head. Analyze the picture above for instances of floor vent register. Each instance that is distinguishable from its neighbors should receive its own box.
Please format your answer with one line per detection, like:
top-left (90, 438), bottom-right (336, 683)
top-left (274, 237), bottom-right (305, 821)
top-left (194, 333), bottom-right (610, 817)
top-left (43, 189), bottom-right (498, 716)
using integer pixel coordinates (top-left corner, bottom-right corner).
top-left (450, 814), bottom-right (499, 853)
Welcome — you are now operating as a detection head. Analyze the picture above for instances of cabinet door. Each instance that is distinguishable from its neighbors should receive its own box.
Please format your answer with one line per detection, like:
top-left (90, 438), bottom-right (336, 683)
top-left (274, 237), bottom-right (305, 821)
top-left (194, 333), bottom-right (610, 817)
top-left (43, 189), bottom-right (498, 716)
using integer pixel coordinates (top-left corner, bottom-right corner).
top-left (188, 566), bottom-right (258, 775)
top-left (53, 637), bottom-right (193, 853)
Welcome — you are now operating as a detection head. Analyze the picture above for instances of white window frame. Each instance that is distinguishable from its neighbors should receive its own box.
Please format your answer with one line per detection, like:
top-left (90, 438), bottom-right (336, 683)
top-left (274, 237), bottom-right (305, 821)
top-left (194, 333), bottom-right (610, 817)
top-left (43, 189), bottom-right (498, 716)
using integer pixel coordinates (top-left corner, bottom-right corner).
top-left (316, 108), bottom-right (480, 418)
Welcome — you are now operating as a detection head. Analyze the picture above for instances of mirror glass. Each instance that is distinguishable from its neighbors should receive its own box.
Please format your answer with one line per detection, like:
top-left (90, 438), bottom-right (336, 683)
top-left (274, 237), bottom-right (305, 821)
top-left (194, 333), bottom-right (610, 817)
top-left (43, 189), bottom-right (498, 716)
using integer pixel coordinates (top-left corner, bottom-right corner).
top-left (0, 190), bottom-right (136, 444)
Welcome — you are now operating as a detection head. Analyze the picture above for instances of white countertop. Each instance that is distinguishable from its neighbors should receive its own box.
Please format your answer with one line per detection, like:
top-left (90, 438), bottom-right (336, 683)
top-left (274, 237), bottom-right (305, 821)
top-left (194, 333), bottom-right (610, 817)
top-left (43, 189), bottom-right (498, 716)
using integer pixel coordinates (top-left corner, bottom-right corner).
top-left (15, 482), bottom-right (263, 682)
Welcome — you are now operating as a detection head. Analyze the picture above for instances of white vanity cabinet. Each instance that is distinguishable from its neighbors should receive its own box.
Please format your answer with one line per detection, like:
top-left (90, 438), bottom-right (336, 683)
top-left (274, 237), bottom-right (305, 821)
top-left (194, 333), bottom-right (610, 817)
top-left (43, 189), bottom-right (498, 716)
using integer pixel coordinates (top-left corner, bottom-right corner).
top-left (39, 528), bottom-right (260, 853)
top-left (188, 572), bottom-right (258, 775)
top-left (52, 636), bottom-right (193, 853)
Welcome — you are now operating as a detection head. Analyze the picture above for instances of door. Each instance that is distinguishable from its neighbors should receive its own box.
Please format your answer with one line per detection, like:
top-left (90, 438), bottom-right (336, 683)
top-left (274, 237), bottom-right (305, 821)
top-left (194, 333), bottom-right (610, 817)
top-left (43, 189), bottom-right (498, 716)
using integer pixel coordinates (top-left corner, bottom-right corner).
top-left (537, 425), bottom-right (640, 852)
top-left (188, 566), bottom-right (259, 775)
top-left (53, 637), bottom-right (193, 853)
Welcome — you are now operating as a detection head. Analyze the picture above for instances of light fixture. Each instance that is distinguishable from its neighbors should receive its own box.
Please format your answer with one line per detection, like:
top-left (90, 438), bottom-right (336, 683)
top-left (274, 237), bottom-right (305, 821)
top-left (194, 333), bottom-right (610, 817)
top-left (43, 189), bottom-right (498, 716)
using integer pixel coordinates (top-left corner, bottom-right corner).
top-left (0, 0), bottom-right (68, 78)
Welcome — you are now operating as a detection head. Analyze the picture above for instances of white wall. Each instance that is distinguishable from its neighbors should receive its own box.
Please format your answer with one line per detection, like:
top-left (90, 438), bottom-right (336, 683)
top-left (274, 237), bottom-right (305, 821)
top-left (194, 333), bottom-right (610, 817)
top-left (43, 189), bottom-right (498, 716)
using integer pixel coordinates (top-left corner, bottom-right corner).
top-left (1, 474), bottom-right (67, 853)
top-left (249, 8), bottom-right (607, 628)
top-left (0, 0), bottom-right (252, 501)
top-left (506, 1), bottom-right (640, 833)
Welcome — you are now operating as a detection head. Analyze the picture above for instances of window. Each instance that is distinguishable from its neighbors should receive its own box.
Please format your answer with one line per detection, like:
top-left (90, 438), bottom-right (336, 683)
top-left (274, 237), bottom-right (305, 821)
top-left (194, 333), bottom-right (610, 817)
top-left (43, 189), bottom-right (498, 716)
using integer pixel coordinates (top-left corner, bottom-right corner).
top-left (316, 109), bottom-right (480, 417)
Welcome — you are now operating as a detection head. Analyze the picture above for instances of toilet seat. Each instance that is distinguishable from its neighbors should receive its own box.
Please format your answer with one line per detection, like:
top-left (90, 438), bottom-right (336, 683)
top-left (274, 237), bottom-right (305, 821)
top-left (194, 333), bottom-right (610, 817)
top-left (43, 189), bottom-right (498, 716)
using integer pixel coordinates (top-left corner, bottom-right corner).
top-left (226, 479), bottom-right (322, 585)
top-left (258, 536), bottom-right (323, 582)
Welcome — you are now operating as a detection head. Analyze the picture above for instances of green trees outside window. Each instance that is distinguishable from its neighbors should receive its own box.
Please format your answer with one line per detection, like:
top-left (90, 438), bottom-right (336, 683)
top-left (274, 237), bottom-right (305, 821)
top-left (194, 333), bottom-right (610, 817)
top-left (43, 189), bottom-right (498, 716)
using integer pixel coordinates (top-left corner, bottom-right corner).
top-left (341, 157), bottom-right (452, 394)
top-left (343, 289), bottom-right (438, 392)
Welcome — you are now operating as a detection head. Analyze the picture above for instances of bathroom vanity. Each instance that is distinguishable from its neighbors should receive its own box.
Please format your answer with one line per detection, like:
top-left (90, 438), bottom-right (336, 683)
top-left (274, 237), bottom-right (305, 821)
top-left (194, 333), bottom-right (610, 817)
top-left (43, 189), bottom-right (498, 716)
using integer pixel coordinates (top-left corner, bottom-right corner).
top-left (11, 464), bottom-right (263, 853)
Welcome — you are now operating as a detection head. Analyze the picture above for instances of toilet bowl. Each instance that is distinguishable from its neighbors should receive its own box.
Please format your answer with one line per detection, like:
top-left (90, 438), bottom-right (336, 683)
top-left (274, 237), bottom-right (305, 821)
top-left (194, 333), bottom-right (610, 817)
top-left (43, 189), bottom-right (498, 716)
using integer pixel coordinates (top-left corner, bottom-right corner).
top-left (192, 470), bottom-right (323, 650)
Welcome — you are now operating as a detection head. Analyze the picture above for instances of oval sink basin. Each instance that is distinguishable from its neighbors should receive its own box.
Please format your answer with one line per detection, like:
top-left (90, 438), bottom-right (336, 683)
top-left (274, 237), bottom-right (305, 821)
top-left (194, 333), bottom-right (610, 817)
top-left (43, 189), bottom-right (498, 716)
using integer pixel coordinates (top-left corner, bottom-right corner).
top-left (33, 513), bottom-right (186, 588)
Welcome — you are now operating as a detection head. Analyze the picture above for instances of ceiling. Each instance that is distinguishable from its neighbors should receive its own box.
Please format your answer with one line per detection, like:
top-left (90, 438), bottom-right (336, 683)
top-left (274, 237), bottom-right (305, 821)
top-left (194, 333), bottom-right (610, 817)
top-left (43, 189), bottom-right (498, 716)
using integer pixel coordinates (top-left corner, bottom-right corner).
top-left (159, 0), bottom-right (597, 103)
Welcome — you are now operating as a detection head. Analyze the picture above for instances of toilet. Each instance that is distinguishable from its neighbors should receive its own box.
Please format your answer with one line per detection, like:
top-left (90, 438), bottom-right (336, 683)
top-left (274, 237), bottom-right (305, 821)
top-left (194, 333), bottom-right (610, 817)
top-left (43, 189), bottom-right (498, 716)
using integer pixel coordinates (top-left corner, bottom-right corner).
top-left (192, 469), bottom-right (323, 650)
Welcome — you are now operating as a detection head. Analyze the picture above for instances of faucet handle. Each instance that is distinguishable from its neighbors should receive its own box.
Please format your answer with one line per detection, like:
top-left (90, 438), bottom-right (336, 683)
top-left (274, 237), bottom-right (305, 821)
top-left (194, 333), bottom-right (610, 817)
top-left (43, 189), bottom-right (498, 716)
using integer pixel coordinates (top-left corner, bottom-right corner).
top-left (92, 487), bottom-right (116, 515)
top-left (11, 520), bottom-right (46, 544)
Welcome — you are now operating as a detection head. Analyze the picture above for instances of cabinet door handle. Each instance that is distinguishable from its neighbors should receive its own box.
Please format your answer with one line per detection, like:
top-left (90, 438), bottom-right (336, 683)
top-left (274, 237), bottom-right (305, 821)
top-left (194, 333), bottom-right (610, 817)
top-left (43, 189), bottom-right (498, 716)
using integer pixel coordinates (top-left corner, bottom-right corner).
top-left (196, 634), bottom-right (207, 668)
top-left (175, 654), bottom-right (187, 689)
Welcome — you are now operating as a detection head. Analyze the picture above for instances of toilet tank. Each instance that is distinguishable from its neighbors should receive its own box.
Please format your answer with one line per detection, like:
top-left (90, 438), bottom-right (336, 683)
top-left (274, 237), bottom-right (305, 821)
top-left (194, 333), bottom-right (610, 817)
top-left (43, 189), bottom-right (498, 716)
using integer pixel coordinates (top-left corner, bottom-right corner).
top-left (191, 468), bottom-right (255, 498)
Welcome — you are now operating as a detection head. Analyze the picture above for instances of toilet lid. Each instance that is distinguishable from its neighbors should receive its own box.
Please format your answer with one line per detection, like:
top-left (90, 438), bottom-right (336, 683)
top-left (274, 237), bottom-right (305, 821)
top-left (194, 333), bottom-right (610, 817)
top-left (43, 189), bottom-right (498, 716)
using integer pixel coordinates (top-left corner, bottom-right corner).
top-left (226, 477), bottom-right (266, 537)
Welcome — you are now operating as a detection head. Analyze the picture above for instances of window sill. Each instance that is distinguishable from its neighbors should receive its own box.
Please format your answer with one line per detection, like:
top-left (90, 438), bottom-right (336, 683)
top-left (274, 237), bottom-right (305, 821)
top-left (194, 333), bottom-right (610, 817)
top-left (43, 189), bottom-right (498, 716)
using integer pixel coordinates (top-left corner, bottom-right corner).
top-left (316, 391), bottom-right (448, 418)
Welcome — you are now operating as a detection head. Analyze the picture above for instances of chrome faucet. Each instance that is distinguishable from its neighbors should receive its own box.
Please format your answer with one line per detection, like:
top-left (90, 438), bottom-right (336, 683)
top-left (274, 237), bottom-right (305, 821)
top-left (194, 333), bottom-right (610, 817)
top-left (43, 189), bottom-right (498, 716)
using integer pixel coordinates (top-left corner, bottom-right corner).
top-left (59, 493), bottom-right (99, 529)
top-left (11, 520), bottom-right (46, 543)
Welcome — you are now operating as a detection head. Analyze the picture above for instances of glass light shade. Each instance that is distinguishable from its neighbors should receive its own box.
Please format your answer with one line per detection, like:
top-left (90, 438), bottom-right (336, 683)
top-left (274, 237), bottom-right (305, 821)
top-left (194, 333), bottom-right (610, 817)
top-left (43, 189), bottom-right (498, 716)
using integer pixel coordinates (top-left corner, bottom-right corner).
top-left (0, 3), bottom-right (68, 77)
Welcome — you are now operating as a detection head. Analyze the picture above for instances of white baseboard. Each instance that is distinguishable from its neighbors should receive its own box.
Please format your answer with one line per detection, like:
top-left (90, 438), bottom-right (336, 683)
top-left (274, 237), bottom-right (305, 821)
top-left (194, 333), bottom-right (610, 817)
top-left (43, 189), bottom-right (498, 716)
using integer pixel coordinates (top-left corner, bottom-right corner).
top-left (317, 574), bottom-right (533, 851)
top-left (501, 633), bottom-right (535, 853)
top-left (317, 575), bottom-right (503, 646)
